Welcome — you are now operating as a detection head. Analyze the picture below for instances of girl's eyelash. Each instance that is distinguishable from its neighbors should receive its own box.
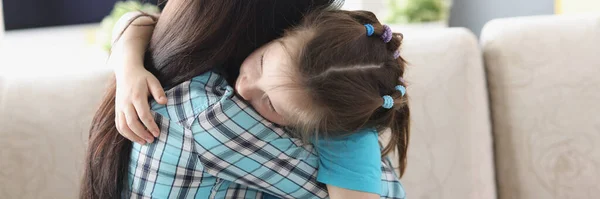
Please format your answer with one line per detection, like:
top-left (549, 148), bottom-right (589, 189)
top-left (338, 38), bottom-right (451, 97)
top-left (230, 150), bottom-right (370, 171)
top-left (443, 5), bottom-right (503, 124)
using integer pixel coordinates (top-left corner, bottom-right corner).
top-left (260, 54), bottom-right (264, 71)
top-left (261, 93), bottom-right (276, 112)
top-left (268, 99), bottom-right (276, 112)
top-left (266, 96), bottom-right (276, 112)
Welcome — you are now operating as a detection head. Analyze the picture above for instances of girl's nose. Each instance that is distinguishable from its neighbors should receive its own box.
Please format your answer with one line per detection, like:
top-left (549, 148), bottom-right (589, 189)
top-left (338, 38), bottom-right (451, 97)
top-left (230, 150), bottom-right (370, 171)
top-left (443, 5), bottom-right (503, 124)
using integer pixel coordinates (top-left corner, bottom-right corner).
top-left (236, 75), bottom-right (256, 101)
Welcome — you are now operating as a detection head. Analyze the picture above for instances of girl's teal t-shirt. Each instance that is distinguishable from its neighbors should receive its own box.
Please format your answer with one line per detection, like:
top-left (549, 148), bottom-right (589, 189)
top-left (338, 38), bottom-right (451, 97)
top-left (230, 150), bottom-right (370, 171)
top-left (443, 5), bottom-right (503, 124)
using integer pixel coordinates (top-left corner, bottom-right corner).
top-left (314, 129), bottom-right (382, 195)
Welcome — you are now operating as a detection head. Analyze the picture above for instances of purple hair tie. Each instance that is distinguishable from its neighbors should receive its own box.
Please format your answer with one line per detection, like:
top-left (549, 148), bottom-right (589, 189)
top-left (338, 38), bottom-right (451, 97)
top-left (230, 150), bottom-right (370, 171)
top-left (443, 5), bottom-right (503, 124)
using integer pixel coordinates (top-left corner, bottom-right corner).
top-left (393, 50), bottom-right (400, 59)
top-left (399, 77), bottom-right (405, 83)
top-left (381, 25), bottom-right (393, 43)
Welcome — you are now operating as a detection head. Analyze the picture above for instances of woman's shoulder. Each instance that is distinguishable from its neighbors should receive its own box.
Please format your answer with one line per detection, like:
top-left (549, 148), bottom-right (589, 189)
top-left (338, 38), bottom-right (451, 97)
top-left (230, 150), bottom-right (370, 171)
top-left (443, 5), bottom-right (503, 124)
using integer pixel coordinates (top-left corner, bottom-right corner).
top-left (150, 71), bottom-right (233, 126)
top-left (187, 71), bottom-right (231, 92)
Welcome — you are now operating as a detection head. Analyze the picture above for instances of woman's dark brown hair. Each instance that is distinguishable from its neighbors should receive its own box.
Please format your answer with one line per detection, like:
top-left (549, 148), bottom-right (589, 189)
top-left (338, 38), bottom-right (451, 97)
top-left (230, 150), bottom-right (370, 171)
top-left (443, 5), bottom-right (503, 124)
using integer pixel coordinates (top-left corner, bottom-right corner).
top-left (280, 10), bottom-right (410, 176)
top-left (80, 0), bottom-right (340, 198)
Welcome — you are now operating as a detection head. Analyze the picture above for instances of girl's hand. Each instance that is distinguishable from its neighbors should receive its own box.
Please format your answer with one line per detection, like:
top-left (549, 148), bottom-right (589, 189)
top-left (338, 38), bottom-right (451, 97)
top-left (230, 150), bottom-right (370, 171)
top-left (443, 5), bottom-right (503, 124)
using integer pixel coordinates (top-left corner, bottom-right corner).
top-left (110, 12), bottom-right (161, 144)
top-left (114, 66), bottom-right (167, 144)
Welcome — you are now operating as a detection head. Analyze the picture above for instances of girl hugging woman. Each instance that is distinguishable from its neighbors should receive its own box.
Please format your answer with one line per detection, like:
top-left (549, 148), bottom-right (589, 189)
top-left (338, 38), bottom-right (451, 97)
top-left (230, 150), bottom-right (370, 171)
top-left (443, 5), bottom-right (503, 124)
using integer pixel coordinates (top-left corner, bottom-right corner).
top-left (81, 1), bottom-right (409, 199)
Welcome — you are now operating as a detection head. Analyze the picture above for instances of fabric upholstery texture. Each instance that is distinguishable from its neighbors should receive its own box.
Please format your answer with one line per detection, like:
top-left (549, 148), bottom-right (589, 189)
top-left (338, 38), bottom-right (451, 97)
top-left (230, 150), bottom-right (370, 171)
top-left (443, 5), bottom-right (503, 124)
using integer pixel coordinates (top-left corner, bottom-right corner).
top-left (0, 69), bottom-right (112, 198)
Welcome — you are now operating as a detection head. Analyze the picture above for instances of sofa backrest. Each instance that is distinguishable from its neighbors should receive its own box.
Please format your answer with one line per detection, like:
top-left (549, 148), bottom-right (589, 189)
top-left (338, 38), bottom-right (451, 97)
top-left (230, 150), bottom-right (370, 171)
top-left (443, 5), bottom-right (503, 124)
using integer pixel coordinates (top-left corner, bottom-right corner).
top-left (393, 28), bottom-right (497, 199)
top-left (481, 14), bottom-right (600, 199)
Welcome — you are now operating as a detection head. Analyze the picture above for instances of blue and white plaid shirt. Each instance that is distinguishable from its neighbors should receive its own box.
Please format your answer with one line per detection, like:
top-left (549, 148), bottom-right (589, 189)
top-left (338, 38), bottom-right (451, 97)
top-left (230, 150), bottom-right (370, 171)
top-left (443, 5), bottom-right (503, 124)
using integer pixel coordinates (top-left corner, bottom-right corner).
top-left (127, 72), bottom-right (406, 199)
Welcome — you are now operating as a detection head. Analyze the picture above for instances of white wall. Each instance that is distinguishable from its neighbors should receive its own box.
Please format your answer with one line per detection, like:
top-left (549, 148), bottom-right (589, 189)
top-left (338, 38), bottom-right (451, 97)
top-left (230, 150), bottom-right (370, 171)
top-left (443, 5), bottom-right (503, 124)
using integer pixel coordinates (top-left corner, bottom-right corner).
top-left (558, 0), bottom-right (600, 14)
top-left (449, 0), bottom-right (555, 36)
top-left (342, 0), bottom-right (389, 21)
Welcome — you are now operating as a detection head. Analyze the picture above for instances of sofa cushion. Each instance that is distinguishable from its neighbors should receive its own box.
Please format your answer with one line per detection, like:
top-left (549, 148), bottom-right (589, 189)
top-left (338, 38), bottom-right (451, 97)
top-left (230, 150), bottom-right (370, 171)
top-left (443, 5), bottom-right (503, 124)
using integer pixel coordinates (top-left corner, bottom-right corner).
top-left (482, 14), bottom-right (600, 199)
top-left (0, 68), bottom-right (112, 199)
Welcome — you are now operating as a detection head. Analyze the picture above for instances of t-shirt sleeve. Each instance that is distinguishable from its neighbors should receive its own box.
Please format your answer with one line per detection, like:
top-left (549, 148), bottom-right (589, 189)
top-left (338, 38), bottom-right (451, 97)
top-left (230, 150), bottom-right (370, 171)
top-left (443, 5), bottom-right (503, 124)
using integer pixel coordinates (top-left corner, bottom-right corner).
top-left (314, 128), bottom-right (382, 195)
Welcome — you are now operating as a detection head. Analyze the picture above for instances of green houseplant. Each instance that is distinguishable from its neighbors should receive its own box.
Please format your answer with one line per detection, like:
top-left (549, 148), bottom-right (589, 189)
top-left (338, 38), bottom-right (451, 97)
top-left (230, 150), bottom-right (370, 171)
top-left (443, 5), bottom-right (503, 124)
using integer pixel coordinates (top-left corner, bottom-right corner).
top-left (386, 0), bottom-right (450, 24)
top-left (97, 0), bottom-right (160, 51)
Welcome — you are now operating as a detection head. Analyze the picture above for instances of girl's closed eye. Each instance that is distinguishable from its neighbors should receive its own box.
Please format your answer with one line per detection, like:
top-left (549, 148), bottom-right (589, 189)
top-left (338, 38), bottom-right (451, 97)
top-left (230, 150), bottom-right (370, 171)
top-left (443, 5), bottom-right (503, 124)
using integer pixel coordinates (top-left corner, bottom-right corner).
top-left (267, 97), bottom-right (277, 112)
top-left (259, 49), bottom-right (278, 113)
top-left (260, 54), bottom-right (265, 73)
top-left (262, 95), bottom-right (277, 113)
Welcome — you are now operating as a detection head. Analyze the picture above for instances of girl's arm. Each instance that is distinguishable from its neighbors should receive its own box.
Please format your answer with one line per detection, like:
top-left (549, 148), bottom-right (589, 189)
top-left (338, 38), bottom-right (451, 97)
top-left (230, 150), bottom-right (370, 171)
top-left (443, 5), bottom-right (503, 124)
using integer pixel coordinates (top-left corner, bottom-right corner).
top-left (109, 12), bottom-right (166, 144)
top-left (314, 130), bottom-right (391, 199)
top-left (327, 185), bottom-right (379, 199)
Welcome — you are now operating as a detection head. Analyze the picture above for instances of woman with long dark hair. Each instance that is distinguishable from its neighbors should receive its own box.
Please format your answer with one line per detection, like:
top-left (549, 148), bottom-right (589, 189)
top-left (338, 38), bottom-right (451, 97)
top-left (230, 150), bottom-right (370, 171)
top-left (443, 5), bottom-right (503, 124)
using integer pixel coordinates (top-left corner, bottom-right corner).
top-left (81, 0), bottom-right (407, 198)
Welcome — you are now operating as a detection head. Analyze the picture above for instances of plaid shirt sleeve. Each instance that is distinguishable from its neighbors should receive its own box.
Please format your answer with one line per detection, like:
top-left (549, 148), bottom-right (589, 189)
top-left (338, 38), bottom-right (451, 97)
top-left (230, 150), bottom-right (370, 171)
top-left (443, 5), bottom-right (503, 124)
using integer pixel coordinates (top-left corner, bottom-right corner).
top-left (189, 92), bottom-right (329, 199)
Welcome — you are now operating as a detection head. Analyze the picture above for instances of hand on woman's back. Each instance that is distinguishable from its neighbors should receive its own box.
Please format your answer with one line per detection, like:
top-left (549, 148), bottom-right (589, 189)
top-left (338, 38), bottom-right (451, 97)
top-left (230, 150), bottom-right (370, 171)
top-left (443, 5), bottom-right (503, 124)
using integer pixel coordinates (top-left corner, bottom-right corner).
top-left (113, 62), bottom-right (167, 145)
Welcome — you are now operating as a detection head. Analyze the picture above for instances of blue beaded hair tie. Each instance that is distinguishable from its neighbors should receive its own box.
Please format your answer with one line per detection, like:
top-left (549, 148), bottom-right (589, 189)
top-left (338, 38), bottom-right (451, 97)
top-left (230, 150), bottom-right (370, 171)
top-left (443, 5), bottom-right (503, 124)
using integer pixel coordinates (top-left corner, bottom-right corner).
top-left (395, 85), bottom-right (406, 96)
top-left (381, 85), bottom-right (407, 109)
top-left (364, 24), bottom-right (374, 37)
top-left (382, 95), bottom-right (394, 109)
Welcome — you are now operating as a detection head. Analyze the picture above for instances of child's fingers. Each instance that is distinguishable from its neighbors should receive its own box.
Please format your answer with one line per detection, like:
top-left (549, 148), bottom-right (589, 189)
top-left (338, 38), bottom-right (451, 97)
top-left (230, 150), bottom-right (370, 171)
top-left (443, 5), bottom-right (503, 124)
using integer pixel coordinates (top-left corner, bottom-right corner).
top-left (133, 99), bottom-right (160, 137)
top-left (123, 105), bottom-right (154, 143)
top-left (147, 77), bottom-right (167, 105)
top-left (116, 112), bottom-right (146, 145)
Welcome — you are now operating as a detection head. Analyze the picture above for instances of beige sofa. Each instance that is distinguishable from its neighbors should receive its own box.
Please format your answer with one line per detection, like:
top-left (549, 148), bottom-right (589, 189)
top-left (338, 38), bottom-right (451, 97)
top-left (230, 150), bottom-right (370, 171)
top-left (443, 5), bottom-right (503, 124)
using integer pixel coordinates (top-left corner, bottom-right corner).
top-left (1, 14), bottom-right (599, 199)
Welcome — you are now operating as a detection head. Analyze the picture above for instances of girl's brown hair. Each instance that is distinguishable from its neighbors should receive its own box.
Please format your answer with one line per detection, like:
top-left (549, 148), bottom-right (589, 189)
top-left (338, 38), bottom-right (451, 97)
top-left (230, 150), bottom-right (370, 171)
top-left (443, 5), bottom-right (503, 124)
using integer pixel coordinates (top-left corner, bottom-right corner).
top-left (80, 0), bottom-right (340, 198)
top-left (283, 10), bottom-right (410, 176)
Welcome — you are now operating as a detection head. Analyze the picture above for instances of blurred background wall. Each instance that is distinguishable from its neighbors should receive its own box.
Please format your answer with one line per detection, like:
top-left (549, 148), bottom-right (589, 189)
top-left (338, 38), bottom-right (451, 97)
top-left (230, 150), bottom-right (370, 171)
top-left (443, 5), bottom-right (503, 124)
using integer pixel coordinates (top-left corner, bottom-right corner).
top-left (556, 0), bottom-right (600, 14)
top-left (1, 0), bottom-right (164, 30)
top-left (449, 0), bottom-right (555, 36)
top-left (3, 0), bottom-right (120, 30)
